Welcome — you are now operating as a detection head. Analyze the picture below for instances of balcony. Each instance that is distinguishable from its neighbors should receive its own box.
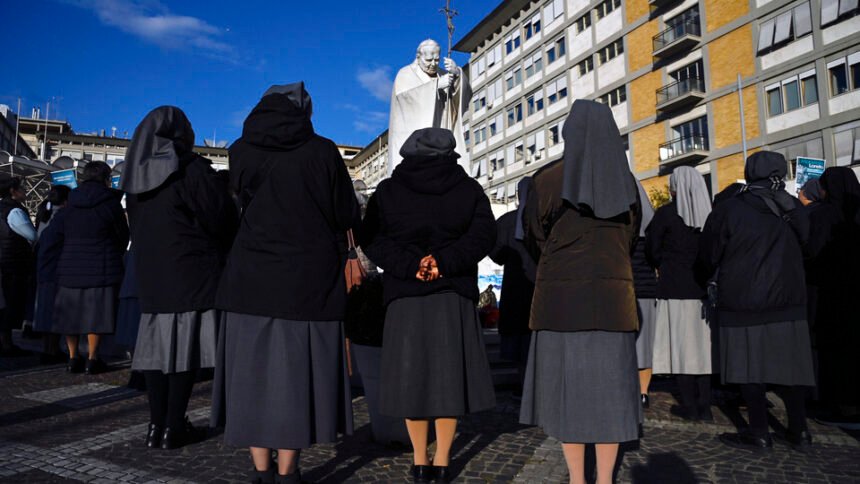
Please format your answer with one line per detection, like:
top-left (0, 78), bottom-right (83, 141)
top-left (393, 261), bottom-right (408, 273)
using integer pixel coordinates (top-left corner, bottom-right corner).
top-left (656, 77), bottom-right (706, 113)
top-left (652, 18), bottom-right (701, 58)
top-left (659, 135), bottom-right (709, 165)
top-left (649, 0), bottom-right (678, 7)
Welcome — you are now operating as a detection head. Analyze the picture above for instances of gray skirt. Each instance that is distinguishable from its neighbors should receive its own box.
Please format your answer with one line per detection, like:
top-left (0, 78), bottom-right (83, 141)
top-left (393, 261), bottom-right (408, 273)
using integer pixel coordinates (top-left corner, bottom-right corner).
top-left (635, 298), bottom-right (657, 370)
top-left (51, 285), bottom-right (118, 335)
top-left (720, 320), bottom-right (815, 386)
top-left (211, 313), bottom-right (353, 450)
top-left (652, 299), bottom-right (712, 375)
top-left (131, 310), bottom-right (218, 373)
top-left (379, 292), bottom-right (495, 418)
top-left (520, 330), bottom-right (640, 443)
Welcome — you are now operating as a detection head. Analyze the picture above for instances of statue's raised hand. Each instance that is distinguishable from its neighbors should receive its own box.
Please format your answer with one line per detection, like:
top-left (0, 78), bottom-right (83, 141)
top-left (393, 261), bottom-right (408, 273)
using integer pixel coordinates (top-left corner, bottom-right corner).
top-left (443, 58), bottom-right (460, 77)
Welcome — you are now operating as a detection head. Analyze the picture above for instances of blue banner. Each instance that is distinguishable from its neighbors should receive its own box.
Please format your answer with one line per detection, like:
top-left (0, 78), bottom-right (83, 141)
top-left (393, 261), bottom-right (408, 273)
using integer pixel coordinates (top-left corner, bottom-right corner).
top-left (111, 174), bottom-right (121, 190)
top-left (795, 157), bottom-right (825, 193)
top-left (51, 168), bottom-right (78, 189)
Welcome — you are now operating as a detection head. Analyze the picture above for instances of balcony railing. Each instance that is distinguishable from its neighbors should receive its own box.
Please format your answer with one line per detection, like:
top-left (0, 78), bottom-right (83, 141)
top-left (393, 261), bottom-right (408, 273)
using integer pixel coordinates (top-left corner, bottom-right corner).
top-left (653, 18), bottom-right (701, 55)
top-left (659, 135), bottom-right (709, 163)
top-left (656, 77), bottom-right (706, 107)
top-left (649, 0), bottom-right (678, 6)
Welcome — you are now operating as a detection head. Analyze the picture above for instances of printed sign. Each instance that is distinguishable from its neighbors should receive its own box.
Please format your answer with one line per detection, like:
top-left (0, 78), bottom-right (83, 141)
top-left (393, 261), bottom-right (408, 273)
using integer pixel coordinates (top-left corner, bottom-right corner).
top-left (111, 174), bottom-right (121, 189)
top-left (51, 168), bottom-right (78, 189)
top-left (795, 157), bottom-right (825, 194)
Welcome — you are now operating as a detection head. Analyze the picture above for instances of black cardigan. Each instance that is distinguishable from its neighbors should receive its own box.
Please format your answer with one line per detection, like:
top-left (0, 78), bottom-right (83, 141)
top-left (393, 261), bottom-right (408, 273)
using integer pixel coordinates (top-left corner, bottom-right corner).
top-left (631, 238), bottom-right (656, 299)
top-left (645, 202), bottom-right (705, 300)
top-left (127, 156), bottom-right (238, 313)
top-left (360, 157), bottom-right (496, 306)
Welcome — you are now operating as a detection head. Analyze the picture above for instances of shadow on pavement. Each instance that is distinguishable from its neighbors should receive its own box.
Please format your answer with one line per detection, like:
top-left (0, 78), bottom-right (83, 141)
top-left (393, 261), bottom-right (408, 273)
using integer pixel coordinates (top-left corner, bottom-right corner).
top-left (629, 452), bottom-right (699, 484)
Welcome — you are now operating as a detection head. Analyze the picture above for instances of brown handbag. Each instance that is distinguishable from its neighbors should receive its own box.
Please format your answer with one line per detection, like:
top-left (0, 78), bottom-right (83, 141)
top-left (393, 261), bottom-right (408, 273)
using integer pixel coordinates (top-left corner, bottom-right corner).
top-left (344, 229), bottom-right (366, 293)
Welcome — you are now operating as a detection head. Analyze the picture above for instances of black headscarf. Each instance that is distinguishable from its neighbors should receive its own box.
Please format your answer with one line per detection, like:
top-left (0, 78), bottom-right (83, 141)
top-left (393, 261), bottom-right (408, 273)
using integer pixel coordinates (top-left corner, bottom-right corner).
top-left (800, 178), bottom-right (823, 203)
top-left (237, 82), bottom-right (315, 152)
top-left (560, 99), bottom-right (637, 219)
top-left (121, 106), bottom-right (195, 194)
top-left (820, 166), bottom-right (860, 224)
top-left (743, 151), bottom-right (795, 214)
top-left (713, 182), bottom-right (745, 207)
top-left (392, 128), bottom-right (467, 196)
top-left (514, 176), bottom-right (532, 241)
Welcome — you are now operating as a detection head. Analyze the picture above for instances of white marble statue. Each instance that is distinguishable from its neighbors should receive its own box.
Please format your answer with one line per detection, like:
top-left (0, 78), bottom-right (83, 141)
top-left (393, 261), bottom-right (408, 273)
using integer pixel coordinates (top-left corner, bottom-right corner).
top-left (387, 39), bottom-right (471, 176)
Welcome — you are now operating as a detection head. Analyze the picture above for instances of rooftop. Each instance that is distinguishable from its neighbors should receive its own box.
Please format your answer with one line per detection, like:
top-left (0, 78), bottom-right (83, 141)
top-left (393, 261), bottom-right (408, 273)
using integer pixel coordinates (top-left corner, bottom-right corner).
top-left (453, 0), bottom-right (531, 53)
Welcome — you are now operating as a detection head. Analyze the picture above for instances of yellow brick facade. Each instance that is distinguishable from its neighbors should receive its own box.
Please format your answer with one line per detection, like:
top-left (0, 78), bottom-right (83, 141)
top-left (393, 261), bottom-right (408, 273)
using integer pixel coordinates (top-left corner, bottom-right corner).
top-left (708, 25), bottom-right (756, 91)
top-left (641, 175), bottom-right (670, 203)
top-left (632, 123), bottom-right (664, 174)
top-left (628, 20), bottom-right (659, 73)
top-left (715, 152), bottom-right (746, 190)
top-left (626, 0), bottom-right (650, 24)
top-left (711, 86), bottom-right (760, 149)
top-left (630, 71), bottom-right (662, 123)
top-left (704, 0), bottom-right (748, 32)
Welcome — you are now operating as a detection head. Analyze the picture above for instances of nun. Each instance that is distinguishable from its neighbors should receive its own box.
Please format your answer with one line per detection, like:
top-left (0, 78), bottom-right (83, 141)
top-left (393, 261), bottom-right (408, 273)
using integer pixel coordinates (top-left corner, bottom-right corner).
top-left (698, 151), bottom-right (815, 450)
top-left (122, 106), bottom-right (237, 450)
top-left (645, 166), bottom-right (713, 421)
top-left (212, 83), bottom-right (359, 484)
top-left (631, 182), bottom-right (657, 409)
top-left (361, 128), bottom-right (496, 483)
top-left (519, 100), bottom-right (640, 484)
top-left (33, 185), bottom-right (71, 362)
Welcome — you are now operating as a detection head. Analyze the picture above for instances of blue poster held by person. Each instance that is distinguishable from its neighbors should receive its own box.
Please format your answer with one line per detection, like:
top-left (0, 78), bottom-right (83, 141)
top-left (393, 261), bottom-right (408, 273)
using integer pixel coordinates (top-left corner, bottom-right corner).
top-left (795, 157), bottom-right (825, 194)
top-left (50, 168), bottom-right (78, 189)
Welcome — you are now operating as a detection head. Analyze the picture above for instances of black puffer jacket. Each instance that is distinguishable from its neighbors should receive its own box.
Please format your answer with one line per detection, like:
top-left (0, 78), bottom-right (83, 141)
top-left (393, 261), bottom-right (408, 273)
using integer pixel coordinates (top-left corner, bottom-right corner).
top-left (215, 88), bottom-right (360, 321)
top-left (0, 198), bottom-right (34, 275)
top-left (631, 238), bottom-right (656, 299)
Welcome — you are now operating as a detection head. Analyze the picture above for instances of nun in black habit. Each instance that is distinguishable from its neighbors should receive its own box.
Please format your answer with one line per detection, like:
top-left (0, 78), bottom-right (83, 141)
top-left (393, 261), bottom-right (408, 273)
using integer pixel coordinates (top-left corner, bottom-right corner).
top-left (698, 151), bottom-right (815, 450)
top-left (519, 100), bottom-right (641, 484)
top-left (122, 106), bottom-right (238, 450)
top-left (212, 83), bottom-right (359, 484)
top-left (360, 128), bottom-right (496, 483)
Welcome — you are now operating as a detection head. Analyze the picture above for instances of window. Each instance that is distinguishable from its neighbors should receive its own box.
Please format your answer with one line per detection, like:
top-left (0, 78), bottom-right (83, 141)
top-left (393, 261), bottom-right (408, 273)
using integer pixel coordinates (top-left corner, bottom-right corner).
top-left (577, 56), bottom-right (594, 76)
top-left (766, 69), bottom-right (819, 117)
top-left (464, 127), bottom-right (471, 147)
top-left (546, 36), bottom-right (566, 64)
top-left (490, 149), bottom-right (506, 171)
top-left (505, 66), bottom-right (523, 90)
top-left (670, 59), bottom-right (704, 83)
top-left (487, 78), bottom-right (503, 107)
top-left (757, 2), bottom-right (812, 55)
top-left (505, 31), bottom-right (522, 54)
top-left (833, 127), bottom-right (860, 166)
top-left (489, 113), bottom-right (504, 137)
top-left (595, 0), bottom-right (621, 20)
top-left (527, 89), bottom-right (545, 116)
top-left (471, 159), bottom-right (484, 177)
top-left (512, 141), bottom-right (525, 163)
top-left (828, 53), bottom-right (860, 96)
top-left (486, 44), bottom-right (503, 69)
top-left (673, 116), bottom-right (709, 148)
top-left (575, 12), bottom-right (592, 33)
top-left (525, 131), bottom-right (546, 163)
top-left (544, 0), bottom-right (564, 23)
top-left (507, 103), bottom-right (523, 126)
top-left (473, 89), bottom-right (487, 112)
top-left (547, 75), bottom-right (569, 105)
top-left (821, 0), bottom-right (860, 27)
top-left (524, 14), bottom-right (542, 40)
top-left (548, 121), bottom-right (563, 146)
top-left (597, 39), bottom-right (624, 65)
top-left (473, 124), bottom-right (487, 144)
top-left (525, 51), bottom-right (544, 79)
top-left (597, 86), bottom-right (626, 107)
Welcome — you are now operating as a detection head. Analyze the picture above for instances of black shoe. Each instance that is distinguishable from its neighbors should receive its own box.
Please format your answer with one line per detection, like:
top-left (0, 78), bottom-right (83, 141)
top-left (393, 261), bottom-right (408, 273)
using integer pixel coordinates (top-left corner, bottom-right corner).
top-left (719, 430), bottom-right (773, 450)
top-left (434, 465), bottom-right (452, 483)
top-left (411, 465), bottom-right (433, 483)
top-left (641, 394), bottom-right (650, 409)
top-left (161, 417), bottom-right (201, 450)
top-left (85, 358), bottom-right (107, 375)
top-left (698, 405), bottom-right (714, 422)
top-left (145, 423), bottom-right (163, 448)
top-left (1, 345), bottom-right (32, 357)
top-left (250, 468), bottom-right (274, 484)
top-left (67, 356), bottom-right (84, 373)
top-left (274, 471), bottom-right (302, 484)
top-left (774, 429), bottom-right (813, 450)
top-left (670, 404), bottom-right (699, 421)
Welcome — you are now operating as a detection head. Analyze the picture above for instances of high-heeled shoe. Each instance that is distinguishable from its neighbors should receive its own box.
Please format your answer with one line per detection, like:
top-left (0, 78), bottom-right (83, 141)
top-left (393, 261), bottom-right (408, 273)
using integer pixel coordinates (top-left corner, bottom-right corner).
top-left (274, 471), bottom-right (302, 484)
top-left (411, 464), bottom-right (433, 483)
top-left (161, 416), bottom-right (201, 450)
top-left (145, 423), bottom-right (163, 448)
top-left (640, 394), bottom-right (650, 409)
top-left (433, 465), bottom-right (452, 483)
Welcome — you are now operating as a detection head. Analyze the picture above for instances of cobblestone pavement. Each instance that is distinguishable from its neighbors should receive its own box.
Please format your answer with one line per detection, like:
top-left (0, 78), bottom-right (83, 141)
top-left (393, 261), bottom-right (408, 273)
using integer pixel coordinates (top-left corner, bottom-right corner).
top-left (1, 345), bottom-right (859, 483)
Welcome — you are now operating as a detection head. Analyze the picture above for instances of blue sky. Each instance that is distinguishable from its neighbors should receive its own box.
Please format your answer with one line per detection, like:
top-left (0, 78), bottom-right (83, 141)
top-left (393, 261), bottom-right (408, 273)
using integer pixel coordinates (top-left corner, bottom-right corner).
top-left (0, 0), bottom-right (498, 148)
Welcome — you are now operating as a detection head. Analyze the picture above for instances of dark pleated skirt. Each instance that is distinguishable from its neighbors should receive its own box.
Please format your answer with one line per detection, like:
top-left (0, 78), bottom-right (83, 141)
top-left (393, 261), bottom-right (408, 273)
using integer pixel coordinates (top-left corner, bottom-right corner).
top-left (114, 297), bottom-right (142, 348)
top-left (520, 330), bottom-right (640, 443)
top-left (131, 310), bottom-right (218, 373)
top-left (720, 320), bottom-right (815, 386)
top-left (51, 285), bottom-right (118, 335)
top-left (379, 292), bottom-right (496, 418)
top-left (635, 298), bottom-right (657, 369)
top-left (211, 312), bottom-right (353, 450)
top-left (33, 282), bottom-right (57, 333)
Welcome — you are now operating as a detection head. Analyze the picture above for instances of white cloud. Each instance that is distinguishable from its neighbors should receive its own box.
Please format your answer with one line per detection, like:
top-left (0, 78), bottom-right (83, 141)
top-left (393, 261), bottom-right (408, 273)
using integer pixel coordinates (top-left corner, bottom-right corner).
top-left (67, 0), bottom-right (235, 60)
top-left (352, 110), bottom-right (388, 134)
top-left (357, 66), bottom-right (394, 102)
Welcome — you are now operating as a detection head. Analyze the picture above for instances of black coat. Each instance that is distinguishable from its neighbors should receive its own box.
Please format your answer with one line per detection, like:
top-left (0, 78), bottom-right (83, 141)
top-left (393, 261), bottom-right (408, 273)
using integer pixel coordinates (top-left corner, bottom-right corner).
top-left (215, 93), bottom-right (360, 321)
top-left (489, 210), bottom-right (535, 336)
top-left (645, 202), bottom-right (705, 300)
top-left (36, 213), bottom-right (64, 284)
top-left (127, 156), bottom-right (238, 313)
top-left (53, 181), bottom-right (129, 288)
top-left (631, 238), bottom-right (656, 299)
top-left (697, 191), bottom-right (807, 327)
top-left (360, 155), bottom-right (496, 306)
top-left (0, 198), bottom-right (34, 275)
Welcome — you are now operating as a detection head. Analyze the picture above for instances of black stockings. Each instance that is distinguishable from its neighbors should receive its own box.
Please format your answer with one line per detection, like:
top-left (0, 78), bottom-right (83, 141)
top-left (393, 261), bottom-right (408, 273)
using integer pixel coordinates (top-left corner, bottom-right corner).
top-left (677, 375), bottom-right (711, 410)
top-left (143, 370), bottom-right (195, 429)
top-left (740, 383), bottom-right (807, 436)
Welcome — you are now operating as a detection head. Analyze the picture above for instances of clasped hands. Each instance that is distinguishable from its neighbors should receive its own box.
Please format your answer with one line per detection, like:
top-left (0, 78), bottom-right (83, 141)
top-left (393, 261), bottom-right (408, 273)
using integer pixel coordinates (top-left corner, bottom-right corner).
top-left (415, 255), bottom-right (441, 282)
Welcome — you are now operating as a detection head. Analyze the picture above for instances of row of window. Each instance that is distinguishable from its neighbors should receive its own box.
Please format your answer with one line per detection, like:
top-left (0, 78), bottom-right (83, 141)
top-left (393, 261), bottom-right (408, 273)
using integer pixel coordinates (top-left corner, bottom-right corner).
top-left (758, 0), bottom-right (858, 56)
top-left (765, 53), bottom-right (860, 117)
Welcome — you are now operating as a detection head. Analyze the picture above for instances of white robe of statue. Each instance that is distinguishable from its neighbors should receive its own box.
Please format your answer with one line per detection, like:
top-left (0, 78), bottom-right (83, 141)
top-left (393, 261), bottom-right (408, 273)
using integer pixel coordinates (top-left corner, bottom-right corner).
top-left (387, 55), bottom-right (471, 177)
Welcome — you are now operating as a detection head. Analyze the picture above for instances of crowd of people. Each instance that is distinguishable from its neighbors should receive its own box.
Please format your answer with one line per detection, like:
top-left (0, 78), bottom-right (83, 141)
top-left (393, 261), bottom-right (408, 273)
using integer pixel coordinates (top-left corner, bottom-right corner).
top-left (0, 86), bottom-right (858, 484)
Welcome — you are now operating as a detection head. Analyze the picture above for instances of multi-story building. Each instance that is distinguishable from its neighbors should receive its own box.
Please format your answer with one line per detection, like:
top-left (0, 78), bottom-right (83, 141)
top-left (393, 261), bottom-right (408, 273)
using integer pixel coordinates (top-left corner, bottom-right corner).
top-left (454, 0), bottom-right (860, 204)
top-left (0, 105), bottom-right (37, 158)
top-left (346, 130), bottom-right (389, 190)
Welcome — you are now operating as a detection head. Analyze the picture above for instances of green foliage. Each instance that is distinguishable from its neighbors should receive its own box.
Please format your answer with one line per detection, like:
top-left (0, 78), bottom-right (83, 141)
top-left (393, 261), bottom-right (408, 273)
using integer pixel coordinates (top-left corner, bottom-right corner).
top-left (648, 187), bottom-right (672, 209)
